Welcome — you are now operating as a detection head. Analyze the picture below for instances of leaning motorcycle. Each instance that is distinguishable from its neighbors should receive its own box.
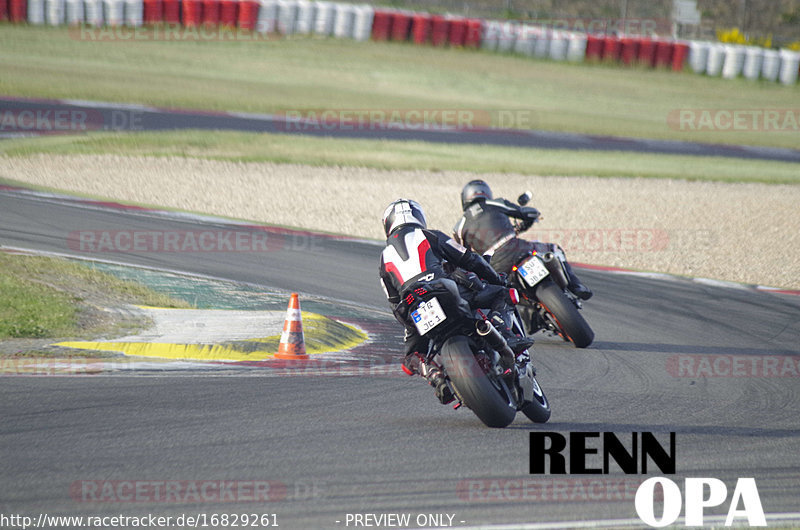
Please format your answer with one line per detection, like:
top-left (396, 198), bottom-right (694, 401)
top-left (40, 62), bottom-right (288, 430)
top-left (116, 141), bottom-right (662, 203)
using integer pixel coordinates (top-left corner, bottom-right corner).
top-left (402, 278), bottom-right (550, 428)
top-left (509, 192), bottom-right (595, 349)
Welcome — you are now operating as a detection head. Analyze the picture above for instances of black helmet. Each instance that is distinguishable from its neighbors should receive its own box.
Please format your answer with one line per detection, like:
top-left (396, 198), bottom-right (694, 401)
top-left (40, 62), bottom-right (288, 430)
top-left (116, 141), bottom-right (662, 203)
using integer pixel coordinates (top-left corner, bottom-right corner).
top-left (461, 180), bottom-right (492, 210)
top-left (382, 199), bottom-right (427, 237)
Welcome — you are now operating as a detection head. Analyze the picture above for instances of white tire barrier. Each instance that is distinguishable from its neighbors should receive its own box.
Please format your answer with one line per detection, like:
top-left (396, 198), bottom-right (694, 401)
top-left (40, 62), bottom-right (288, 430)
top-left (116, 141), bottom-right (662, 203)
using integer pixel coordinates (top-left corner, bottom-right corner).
top-left (332, 2), bottom-right (354, 39)
top-left (294, 0), bottom-right (314, 34)
top-left (313, 0), bottom-right (334, 35)
top-left (480, 20), bottom-right (500, 52)
top-left (45, 0), bottom-right (64, 24)
top-left (741, 46), bottom-right (763, 80)
top-left (65, 0), bottom-right (84, 24)
top-left (688, 40), bottom-right (709, 73)
top-left (778, 49), bottom-right (800, 86)
top-left (257, 0), bottom-right (278, 33)
top-left (513, 24), bottom-right (535, 56)
top-left (102, 0), bottom-right (123, 25)
top-left (83, 0), bottom-right (103, 25)
top-left (705, 44), bottom-right (725, 76)
top-left (28, 0), bottom-right (45, 24)
top-left (721, 44), bottom-right (745, 79)
top-left (277, 0), bottom-right (298, 35)
top-left (533, 28), bottom-right (549, 58)
top-left (495, 20), bottom-right (517, 53)
top-left (567, 32), bottom-right (587, 62)
top-left (548, 29), bottom-right (568, 61)
top-left (123, 0), bottom-right (141, 26)
top-left (761, 49), bottom-right (781, 82)
top-left (352, 5), bottom-right (373, 42)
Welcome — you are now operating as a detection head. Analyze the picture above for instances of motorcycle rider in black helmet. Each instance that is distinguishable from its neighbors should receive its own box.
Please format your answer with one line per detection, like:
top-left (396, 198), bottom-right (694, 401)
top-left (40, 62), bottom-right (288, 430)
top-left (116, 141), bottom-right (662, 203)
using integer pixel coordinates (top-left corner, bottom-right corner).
top-left (453, 180), bottom-right (593, 301)
top-left (379, 198), bottom-right (534, 404)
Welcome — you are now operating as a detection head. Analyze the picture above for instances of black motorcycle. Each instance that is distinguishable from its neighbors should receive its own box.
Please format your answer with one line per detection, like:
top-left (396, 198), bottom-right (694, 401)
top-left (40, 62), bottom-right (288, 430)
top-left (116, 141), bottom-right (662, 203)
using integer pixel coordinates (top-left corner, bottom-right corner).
top-left (509, 192), bottom-right (595, 349)
top-left (401, 278), bottom-right (550, 428)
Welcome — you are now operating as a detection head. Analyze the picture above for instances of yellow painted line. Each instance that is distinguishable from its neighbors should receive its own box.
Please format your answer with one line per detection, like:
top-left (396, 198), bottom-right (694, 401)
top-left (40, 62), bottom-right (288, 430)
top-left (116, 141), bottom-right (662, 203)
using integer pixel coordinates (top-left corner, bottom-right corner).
top-left (57, 312), bottom-right (367, 362)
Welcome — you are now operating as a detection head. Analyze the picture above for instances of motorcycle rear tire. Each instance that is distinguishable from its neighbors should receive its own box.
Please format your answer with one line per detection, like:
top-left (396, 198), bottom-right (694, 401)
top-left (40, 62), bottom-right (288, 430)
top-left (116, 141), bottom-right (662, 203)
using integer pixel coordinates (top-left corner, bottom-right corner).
top-left (535, 281), bottom-right (594, 348)
top-left (440, 335), bottom-right (516, 428)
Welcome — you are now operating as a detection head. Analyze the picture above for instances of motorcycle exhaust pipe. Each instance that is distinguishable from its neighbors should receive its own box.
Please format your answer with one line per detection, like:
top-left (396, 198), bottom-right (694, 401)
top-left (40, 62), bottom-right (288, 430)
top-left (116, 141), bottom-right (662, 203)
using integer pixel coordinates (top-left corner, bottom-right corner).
top-left (476, 319), bottom-right (515, 361)
top-left (541, 252), bottom-right (569, 290)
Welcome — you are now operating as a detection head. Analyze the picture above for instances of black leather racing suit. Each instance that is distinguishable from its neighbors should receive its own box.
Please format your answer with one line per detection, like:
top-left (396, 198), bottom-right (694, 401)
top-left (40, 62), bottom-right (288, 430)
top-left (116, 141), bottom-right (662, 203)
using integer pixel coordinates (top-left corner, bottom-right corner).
top-left (379, 226), bottom-right (513, 355)
top-left (452, 198), bottom-right (544, 275)
top-left (452, 198), bottom-right (590, 299)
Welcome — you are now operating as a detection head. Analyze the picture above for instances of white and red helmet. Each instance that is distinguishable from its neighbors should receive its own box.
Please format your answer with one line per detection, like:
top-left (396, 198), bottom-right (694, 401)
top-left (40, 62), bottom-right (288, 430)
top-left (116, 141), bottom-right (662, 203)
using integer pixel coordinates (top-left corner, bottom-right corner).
top-left (382, 199), bottom-right (427, 237)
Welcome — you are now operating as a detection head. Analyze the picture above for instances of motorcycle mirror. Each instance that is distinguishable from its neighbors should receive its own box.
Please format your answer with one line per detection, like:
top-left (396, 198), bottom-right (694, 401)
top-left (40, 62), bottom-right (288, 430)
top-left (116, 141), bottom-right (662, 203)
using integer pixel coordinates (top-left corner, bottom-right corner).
top-left (518, 191), bottom-right (532, 206)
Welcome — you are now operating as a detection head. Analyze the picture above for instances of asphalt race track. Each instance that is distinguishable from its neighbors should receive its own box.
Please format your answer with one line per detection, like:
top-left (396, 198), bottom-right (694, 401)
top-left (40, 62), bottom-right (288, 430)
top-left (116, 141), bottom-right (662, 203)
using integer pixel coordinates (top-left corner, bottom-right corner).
top-left (1, 188), bottom-right (800, 528)
top-left (3, 96), bottom-right (800, 164)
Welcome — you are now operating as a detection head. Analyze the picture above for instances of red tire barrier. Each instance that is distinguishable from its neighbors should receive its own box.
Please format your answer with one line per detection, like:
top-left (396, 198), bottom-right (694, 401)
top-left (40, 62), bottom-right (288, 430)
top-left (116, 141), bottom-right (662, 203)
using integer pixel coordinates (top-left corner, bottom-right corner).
top-left (464, 18), bottom-right (481, 48)
top-left (654, 39), bottom-right (674, 68)
top-left (371, 9), bottom-right (391, 41)
top-left (448, 17), bottom-right (466, 47)
top-left (638, 37), bottom-right (656, 67)
top-left (202, 0), bottom-right (219, 26)
top-left (8, 0), bottom-right (25, 22)
top-left (182, 0), bottom-right (202, 26)
top-left (143, 0), bottom-right (163, 23)
top-left (390, 11), bottom-right (410, 41)
top-left (0, 0), bottom-right (8, 21)
top-left (602, 35), bottom-right (621, 62)
top-left (430, 14), bottom-right (449, 46)
top-left (163, 0), bottom-right (179, 23)
top-left (620, 37), bottom-right (639, 65)
top-left (672, 41), bottom-right (690, 71)
top-left (585, 34), bottom-right (603, 61)
top-left (219, 0), bottom-right (236, 27)
top-left (237, 0), bottom-right (257, 30)
top-left (411, 13), bottom-right (431, 45)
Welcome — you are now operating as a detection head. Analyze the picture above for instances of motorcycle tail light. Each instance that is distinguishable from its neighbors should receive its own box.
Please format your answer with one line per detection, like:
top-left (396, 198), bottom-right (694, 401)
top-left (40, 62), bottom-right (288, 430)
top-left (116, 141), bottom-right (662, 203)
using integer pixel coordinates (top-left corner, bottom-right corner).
top-left (414, 287), bottom-right (427, 296)
top-left (405, 294), bottom-right (415, 305)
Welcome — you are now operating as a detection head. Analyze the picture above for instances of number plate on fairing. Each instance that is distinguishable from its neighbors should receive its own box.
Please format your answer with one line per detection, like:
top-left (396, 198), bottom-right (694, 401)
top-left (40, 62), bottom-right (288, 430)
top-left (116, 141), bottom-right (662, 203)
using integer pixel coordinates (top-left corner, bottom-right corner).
top-left (518, 256), bottom-right (550, 287)
top-left (411, 297), bottom-right (447, 335)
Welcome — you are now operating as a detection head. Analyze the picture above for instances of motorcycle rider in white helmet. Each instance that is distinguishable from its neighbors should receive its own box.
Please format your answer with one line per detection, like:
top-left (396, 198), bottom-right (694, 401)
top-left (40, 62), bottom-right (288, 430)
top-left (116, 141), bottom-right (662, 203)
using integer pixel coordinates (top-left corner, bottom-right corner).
top-left (379, 198), bottom-right (533, 404)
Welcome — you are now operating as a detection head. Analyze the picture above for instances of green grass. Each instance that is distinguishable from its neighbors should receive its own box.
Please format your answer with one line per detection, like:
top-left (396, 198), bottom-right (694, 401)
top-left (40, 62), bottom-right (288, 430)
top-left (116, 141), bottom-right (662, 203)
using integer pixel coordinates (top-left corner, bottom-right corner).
top-left (1, 24), bottom-right (798, 150)
top-left (1, 129), bottom-right (798, 184)
top-left (0, 268), bottom-right (76, 338)
top-left (0, 252), bottom-right (189, 339)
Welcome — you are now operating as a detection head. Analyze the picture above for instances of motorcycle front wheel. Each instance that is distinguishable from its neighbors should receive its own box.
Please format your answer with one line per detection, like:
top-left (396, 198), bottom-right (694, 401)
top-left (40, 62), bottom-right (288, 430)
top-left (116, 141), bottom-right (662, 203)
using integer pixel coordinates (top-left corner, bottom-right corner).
top-left (440, 335), bottom-right (516, 428)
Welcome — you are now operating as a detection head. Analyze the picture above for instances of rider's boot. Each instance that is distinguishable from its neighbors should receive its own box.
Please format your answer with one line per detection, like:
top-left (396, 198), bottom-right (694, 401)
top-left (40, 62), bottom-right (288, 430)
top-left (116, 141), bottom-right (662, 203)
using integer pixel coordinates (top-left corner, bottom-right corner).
top-left (422, 364), bottom-right (455, 404)
top-left (403, 352), bottom-right (455, 404)
top-left (489, 312), bottom-right (535, 355)
top-left (564, 262), bottom-right (593, 300)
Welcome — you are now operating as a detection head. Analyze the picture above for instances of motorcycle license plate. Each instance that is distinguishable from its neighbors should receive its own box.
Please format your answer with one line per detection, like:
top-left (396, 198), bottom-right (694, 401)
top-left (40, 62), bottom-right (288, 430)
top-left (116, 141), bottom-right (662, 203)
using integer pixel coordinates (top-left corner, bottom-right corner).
top-left (411, 297), bottom-right (447, 335)
top-left (518, 256), bottom-right (549, 287)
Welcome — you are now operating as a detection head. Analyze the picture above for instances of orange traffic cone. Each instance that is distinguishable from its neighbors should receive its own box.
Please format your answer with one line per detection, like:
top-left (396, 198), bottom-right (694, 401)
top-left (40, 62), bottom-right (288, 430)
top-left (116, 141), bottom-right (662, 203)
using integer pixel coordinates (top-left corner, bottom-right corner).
top-left (274, 293), bottom-right (309, 360)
